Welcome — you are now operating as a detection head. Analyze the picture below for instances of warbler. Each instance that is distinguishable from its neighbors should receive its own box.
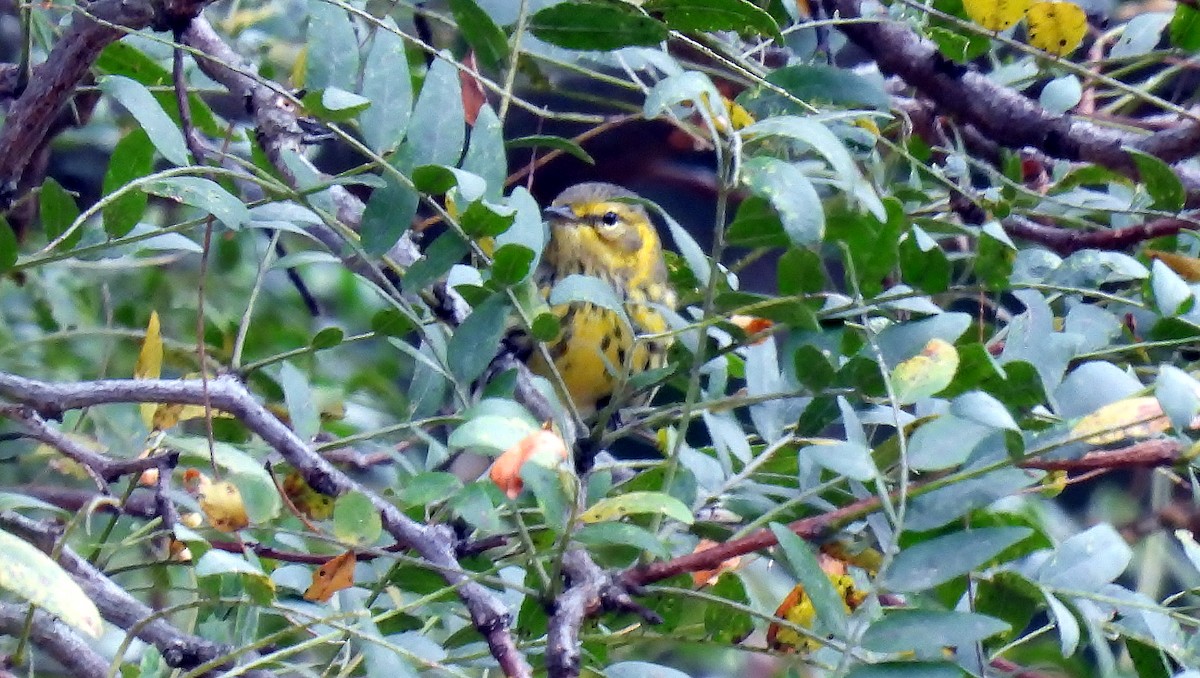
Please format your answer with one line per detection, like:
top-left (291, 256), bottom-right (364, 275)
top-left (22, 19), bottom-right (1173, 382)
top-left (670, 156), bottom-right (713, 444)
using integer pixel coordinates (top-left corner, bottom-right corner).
top-left (526, 182), bottom-right (677, 416)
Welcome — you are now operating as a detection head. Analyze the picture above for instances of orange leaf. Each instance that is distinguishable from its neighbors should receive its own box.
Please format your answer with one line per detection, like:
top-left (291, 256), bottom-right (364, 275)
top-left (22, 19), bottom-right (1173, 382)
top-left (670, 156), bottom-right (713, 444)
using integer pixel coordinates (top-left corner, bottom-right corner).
top-left (690, 539), bottom-right (743, 588)
top-left (304, 551), bottom-right (357, 602)
top-left (489, 428), bottom-right (569, 499)
top-left (729, 315), bottom-right (774, 344)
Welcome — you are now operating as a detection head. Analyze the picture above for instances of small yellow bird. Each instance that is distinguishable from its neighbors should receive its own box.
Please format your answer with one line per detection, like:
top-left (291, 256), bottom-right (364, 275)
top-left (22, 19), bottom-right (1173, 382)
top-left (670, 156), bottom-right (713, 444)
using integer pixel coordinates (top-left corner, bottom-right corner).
top-left (526, 183), bottom-right (677, 416)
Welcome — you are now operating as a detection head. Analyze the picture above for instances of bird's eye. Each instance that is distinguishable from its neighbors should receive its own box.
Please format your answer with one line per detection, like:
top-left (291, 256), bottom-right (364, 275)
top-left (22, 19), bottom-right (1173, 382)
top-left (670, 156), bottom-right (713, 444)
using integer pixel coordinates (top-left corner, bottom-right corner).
top-left (600, 211), bottom-right (620, 227)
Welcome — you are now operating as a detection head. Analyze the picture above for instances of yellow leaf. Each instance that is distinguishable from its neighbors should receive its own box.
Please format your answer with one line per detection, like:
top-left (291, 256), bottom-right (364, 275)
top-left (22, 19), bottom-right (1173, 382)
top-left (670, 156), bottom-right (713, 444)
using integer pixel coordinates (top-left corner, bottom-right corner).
top-left (0, 529), bottom-right (103, 638)
top-left (890, 338), bottom-right (959, 405)
top-left (1147, 250), bottom-right (1200, 282)
top-left (304, 551), bottom-right (357, 602)
top-left (964, 0), bottom-right (1032, 31)
top-left (1026, 1), bottom-right (1087, 56)
top-left (185, 470), bottom-right (250, 532)
top-left (282, 471), bottom-right (336, 520)
top-left (136, 311), bottom-right (163, 428)
top-left (1071, 396), bottom-right (1171, 445)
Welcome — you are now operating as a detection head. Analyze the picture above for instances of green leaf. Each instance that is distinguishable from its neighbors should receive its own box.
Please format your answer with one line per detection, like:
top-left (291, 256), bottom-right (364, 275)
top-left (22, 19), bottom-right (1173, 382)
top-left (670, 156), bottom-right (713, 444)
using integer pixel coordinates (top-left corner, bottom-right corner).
top-left (360, 18), bottom-right (413, 154)
top-left (741, 115), bottom-right (886, 220)
top-left (1151, 257), bottom-right (1193, 316)
top-left (704, 573), bottom-right (754, 643)
top-left (396, 472), bottom-right (464, 508)
top-left (412, 165), bottom-right (488, 201)
top-left (737, 64), bottom-right (890, 117)
top-left (906, 468), bottom-right (1040, 531)
top-left (0, 216), bottom-right (17, 273)
top-left (333, 491), bottom-right (383, 546)
top-left (409, 54), bottom-right (465, 167)
top-left (99, 75), bottom-right (188, 166)
top-left (548, 274), bottom-right (631, 327)
top-left (521, 462), bottom-right (572, 533)
top-left (606, 663), bottom-right (690, 678)
top-left (575, 522), bottom-right (670, 559)
top-left (846, 663), bottom-right (965, 678)
top-left (1155, 365), bottom-right (1200, 432)
top-left (530, 1), bottom-right (667, 50)
top-left (310, 326), bottom-right (344, 350)
top-left (740, 156), bottom-right (824, 246)
top-left (449, 0), bottom-right (510, 69)
top-left (102, 129), bottom-right (154, 237)
top-left (462, 105), bottom-right (507, 201)
top-left (769, 523), bottom-right (848, 636)
top-left (0, 528), bottom-right (102, 638)
top-left (506, 135), bottom-right (595, 165)
top-left (1170, 4), bottom-right (1200, 50)
top-left (371, 308), bottom-right (416, 338)
top-left (1130, 149), bottom-right (1185, 211)
top-left (194, 549), bottom-right (267, 578)
top-left (404, 231), bottom-right (470, 291)
top-left (580, 491), bottom-right (693, 524)
top-left (1036, 524), bottom-right (1132, 591)
top-left (141, 177), bottom-right (250, 230)
top-left (448, 414), bottom-right (538, 455)
top-left (861, 610), bottom-right (1009, 653)
top-left (301, 87), bottom-right (371, 122)
top-left (804, 441), bottom-right (876, 480)
top-left (229, 472), bottom-right (282, 524)
top-left (447, 293), bottom-right (511, 383)
top-left (492, 243), bottom-right (536, 285)
top-left (280, 361), bottom-right (320, 442)
top-left (884, 527), bottom-right (1032, 592)
top-left (644, 0), bottom-right (783, 42)
top-left (38, 178), bottom-right (80, 250)
top-left (362, 153), bottom-right (419, 256)
top-left (305, 0), bottom-right (360, 91)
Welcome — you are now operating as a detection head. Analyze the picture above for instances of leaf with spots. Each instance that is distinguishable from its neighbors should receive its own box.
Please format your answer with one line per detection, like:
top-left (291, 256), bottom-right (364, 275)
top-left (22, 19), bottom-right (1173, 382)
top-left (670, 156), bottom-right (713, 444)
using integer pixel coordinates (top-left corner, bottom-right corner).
top-left (963, 0), bottom-right (1031, 30)
top-left (304, 550), bottom-right (357, 602)
top-left (1026, 1), bottom-right (1087, 56)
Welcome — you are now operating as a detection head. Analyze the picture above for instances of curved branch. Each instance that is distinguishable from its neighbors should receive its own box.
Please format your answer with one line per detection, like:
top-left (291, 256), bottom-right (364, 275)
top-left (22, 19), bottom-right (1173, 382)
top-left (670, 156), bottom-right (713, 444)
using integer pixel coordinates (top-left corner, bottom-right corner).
top-left (0, 0), bottom-right (214, 198)
top-left (0, 372), bottom-right (532, 678)
top-left (1003, 214), bottom-right (1200, 255)
top-left (0, 512), bottom-right (261, 673)
top-left (0, 602), bottom-right (109, 678)
top-left (821, 0), bottom-right (1200, 189)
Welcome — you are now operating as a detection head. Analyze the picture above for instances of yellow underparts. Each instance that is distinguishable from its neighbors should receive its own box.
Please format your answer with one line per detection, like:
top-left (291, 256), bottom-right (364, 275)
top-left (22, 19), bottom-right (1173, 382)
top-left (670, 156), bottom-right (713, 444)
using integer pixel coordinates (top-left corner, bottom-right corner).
top-left (529, 294), bottom-right (670, 416)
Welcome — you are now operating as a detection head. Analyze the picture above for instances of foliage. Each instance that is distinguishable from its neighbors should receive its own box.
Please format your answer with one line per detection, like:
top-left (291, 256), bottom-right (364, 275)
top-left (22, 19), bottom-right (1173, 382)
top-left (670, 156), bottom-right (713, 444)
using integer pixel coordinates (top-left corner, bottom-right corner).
top-left (1, 0), bottom-right (1200, 676)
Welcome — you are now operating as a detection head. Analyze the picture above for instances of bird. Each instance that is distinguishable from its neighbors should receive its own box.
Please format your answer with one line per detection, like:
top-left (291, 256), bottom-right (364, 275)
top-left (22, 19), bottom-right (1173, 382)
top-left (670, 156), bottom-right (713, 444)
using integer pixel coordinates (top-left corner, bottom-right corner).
top-left (524, 182), bottom-right (677, 418)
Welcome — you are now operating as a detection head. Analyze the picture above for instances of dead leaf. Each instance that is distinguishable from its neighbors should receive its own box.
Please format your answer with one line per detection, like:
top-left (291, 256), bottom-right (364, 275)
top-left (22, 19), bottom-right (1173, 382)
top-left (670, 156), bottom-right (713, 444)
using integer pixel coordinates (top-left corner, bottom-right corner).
top-left (729, 315), bottom-right (773, 344)
top-left (135, 311), bottom-right (162, 428)
top-left (304, 551), bottom-right (357, 602)
top-left (489, 427), bottom-right (569, 499)
top-left (1147, 250), bottom-right (1200, 282)
top-left (1071, 397), bottom-right (1172, 445)
top-left (690, 538), bottom-right (743, 587)
top-left (185, 469), bottom-right (249, 532)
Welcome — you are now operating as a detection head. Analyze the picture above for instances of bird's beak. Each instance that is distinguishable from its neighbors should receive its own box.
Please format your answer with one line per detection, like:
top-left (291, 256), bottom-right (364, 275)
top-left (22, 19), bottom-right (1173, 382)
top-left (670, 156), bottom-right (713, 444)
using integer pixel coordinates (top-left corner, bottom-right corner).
top-left (542, 205), bottom-right (577, 222)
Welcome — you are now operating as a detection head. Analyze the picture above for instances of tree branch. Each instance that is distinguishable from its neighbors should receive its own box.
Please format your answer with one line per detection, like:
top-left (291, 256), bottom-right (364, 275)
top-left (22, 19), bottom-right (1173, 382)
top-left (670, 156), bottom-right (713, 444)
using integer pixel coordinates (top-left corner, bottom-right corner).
top-left (0, 372), bottom-right (532, 677)
top-left (0, 602), bottom-right (109, 678)
top-left (0, 511), bottom-right (264, 674)
top-left (821, 0), bottom-right (1200, 195)
top-left (0, 0), bottom-right (214, 200)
